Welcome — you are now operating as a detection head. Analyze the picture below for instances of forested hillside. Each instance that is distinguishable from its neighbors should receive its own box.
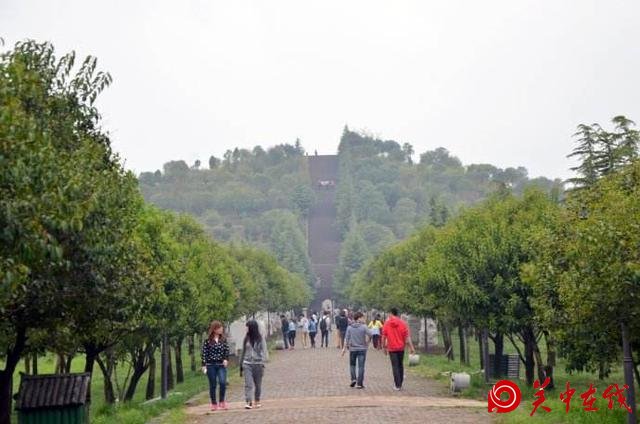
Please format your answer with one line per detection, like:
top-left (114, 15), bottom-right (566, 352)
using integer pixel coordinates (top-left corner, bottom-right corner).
top-left (138, 142), bottom-right (315, 285)
top-left (139, 127), bottom-right (562, 304)
top-left (332, 127), bottom-right (562, 301)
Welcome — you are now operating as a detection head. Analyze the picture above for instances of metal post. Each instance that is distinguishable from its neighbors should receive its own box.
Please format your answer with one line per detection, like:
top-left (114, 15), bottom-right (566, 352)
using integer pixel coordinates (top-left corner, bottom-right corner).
top-left (622, 322), bottom-right (637, 424)
top-left (161, 334), bottom-right (168, 399)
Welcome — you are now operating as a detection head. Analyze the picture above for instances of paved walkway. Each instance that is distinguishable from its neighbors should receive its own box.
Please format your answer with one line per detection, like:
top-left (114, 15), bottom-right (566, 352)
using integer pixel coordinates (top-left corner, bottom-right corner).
top-left (185, 336), bottom-right (490, 423)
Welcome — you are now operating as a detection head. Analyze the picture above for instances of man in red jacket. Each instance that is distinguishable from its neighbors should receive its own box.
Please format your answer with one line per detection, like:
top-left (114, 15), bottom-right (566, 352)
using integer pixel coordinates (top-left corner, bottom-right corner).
top-left (381, 308), bottom-right (416, 390)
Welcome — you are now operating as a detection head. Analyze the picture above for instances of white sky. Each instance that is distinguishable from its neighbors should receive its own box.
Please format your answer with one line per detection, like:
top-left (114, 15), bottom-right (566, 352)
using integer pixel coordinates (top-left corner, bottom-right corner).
top-left (2, 1), bottom-right (639, 179)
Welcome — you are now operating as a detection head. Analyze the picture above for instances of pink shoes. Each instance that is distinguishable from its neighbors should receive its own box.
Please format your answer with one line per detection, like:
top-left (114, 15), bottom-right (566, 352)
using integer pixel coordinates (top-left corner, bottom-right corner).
top-left (210, 403), bottom-right (218, 411)
top-left (219, 401), bottom-right (229, 410)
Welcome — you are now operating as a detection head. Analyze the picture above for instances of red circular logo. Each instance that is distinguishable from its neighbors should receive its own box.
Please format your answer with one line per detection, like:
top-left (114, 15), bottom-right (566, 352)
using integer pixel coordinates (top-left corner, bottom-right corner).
top-left (488, 380), bottom-right (522, 413)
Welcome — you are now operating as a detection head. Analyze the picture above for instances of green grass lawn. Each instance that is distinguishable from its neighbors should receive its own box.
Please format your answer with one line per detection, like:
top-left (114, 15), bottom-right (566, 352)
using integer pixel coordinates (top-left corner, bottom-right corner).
top-left (411, 331), bottom-right (636, 424)
top-left (4, 343), bottom-right (228, 424)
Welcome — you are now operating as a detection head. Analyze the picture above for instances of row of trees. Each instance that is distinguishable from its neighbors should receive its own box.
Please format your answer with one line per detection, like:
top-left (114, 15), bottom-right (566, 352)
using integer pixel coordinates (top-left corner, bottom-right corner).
top-left (332, 127), bottom-right (560, 304)
top-left (138, 143), bottom-right (316, 286)
top-left (0, 41), bottom-right (310, 423)
top-left (349, 117), bottom-right (640, 392)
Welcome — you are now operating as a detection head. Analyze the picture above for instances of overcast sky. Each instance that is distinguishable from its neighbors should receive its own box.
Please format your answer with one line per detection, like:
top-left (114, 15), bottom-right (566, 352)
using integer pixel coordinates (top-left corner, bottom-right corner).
top-left (3, 1), bottom-right (639, 179)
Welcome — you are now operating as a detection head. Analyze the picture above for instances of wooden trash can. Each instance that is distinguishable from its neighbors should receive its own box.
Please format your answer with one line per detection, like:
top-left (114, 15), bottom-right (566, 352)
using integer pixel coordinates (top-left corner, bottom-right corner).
top-left (15, 372), bottom-right (91, 424)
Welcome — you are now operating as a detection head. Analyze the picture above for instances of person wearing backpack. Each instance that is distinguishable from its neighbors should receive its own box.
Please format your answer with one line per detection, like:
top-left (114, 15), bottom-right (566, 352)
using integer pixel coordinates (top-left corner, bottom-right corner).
top-left (336, 310), bottom-right (349, 349)
top-left (320, 310), bottom-right (330, 348)
top-left (287, 317), bottom-right (297, 349)
top-left (308, 315), bottom-right (318, 348)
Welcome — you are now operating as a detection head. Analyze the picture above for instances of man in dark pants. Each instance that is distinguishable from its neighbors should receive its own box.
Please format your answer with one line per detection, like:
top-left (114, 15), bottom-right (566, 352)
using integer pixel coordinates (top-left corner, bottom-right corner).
top-left (320, 310), bottom-right (331, 347)
top-left (382, 308), bottom-right (415, 390)
top-left (336, 310), bottom-right (349, 349)
top-left (280, 315), bottom-right (289, 349)
top-left (341, 311), bottom-right (371, 388)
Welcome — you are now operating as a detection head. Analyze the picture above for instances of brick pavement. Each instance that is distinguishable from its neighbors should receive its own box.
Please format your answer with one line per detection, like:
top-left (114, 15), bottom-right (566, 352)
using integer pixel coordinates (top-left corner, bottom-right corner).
top-left (185, 335), bottom-right (491, 423)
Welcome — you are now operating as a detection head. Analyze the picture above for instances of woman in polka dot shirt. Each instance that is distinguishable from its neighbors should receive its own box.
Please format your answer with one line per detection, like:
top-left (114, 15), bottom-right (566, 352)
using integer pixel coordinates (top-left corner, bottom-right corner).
top-left (201, 320), bottom-right (230, 411)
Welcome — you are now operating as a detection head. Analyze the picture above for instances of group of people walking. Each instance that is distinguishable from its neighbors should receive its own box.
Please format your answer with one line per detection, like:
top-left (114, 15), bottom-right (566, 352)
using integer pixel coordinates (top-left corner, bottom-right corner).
top-left (279, 310), bottom-right (331, 349)
top-left (339, 308), bottom-right (415, 390)
top-left (201, 319), bottom-right (266, 411)
top-left (201, 308), bottom-right (415, 412)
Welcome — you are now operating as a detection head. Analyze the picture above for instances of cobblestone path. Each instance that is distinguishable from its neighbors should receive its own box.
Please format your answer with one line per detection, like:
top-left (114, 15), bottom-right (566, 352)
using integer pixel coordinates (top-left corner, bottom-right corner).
top-left (185, 336), bottom-right (491, 424)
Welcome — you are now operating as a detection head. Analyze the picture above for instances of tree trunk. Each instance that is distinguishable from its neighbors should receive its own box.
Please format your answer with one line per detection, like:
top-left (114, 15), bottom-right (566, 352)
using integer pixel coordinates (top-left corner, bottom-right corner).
top-left (621, 322), bottom-right (637, 424)
top-left (55, 353), bottom-right (65, 374)
top-left (24, 357), bottom-right (31, 375)
top-left (167, 341), bottom-right (174, 390)
top-left (465, 327), bottom-right (470, 365)
top-left (161, 335), bottom-right (168, 398)
top-left (65, 354), bottom-right (74, 374)
top-left (83, 342), bottom-right (102, 405)
top-left (32, 353), bottom-right (38, 375)
top-left (146, 350), bottom-right (156, 400)
top-left (598, 361), bottom-right (607, 380)
top-left (423, 318), bottom-right (429, 354)
top-left (633, 351), bottom-right (640, 392)
top-left (458, 325), bottom-right (469, 366)
top-left (532, 338), bottom-right (550, 387)
top-left (441, 322), bottom-right (454, 361)
top-left (175, 339), bottom-right (184, 384)
top-left (438, 322), bottom-right (454, 361)
top-left (124, 367), bottom-right (146, 402)
top-left (523, 327), bottom-right (536, 386)
top-left (0, 327), bottom-right (26, 424)
top-left (478, 328), bottom-right (484, 369)
top-left (446, 325), bottom-right (454, 361)
top-left (84, 346), bottom-right (97, 374)
top-left (124, 344), bottom-right (154, 402)
top-left (482, 328), bottom-right (490, 384)
top-left (96, 355), bottom-right (116, 404)
top-left (544, 331), bottom-right (556, 367)
top-left (493, 332), bottom-right (504, 378)
top-left (189, 335), bottom-right (196, 372)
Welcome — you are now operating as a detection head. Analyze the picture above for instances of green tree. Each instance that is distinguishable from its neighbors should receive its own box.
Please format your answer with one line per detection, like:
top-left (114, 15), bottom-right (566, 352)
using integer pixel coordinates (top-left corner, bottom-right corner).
top-left (290, 184), bottom-right (316, 217)
top-left (402, 142), bottom-right (415, 164)
top-left (334, 224), bottom-right (371, 304)
top-left (0, 40), bottom-right (140, 420)
top-left (359, 221), bottom-right (397, 255)
top-left (526, 160), bottom-right (640, 381)
top-left (568, 117), bottom-right (639, 190)
top-left (208, 155), bottom-right (221, 169)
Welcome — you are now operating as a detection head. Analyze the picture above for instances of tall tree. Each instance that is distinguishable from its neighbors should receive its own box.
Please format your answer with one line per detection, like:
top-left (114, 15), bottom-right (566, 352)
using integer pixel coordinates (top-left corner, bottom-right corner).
top-left (0, 40), bottom-right (132, 422)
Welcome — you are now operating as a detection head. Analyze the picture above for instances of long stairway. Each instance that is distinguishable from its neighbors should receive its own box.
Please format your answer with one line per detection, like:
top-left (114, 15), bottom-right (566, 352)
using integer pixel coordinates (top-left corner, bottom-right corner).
top-left (307, 155), bottom-right (340, 312)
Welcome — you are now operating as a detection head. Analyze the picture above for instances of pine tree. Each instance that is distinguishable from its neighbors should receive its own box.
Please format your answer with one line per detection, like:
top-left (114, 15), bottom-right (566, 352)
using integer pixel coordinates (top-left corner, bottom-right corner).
top-left (566, 124), bottom-right (601, 189)
top-left (611, 115), bottom-right (639, 166)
